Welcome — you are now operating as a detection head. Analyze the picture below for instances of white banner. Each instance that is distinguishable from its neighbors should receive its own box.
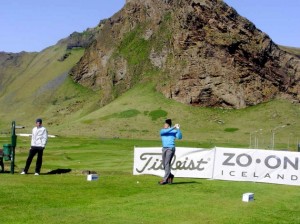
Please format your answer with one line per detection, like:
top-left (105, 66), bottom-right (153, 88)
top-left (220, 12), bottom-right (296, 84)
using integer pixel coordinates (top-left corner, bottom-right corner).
top-left (133, 147), bottom-right (215, 178)
top-left (133, 147), bottom-right (300, 186)
top-left (213, 147), bottom-right (300, 186)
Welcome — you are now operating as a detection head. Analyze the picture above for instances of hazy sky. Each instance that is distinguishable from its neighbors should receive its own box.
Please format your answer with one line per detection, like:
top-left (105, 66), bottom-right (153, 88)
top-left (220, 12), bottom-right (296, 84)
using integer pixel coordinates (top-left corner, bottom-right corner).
top-left (0, 0), bottom-right (299, 53)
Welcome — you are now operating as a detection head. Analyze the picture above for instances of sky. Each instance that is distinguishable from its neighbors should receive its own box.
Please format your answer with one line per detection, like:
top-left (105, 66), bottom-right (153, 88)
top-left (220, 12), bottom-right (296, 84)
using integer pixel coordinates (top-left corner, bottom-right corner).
top-left (0, 0), bottom-right (126, 53)
top-left (0, 0), bottom-right (299, 53)
top-left (224, 0), bottom-right (300, 48)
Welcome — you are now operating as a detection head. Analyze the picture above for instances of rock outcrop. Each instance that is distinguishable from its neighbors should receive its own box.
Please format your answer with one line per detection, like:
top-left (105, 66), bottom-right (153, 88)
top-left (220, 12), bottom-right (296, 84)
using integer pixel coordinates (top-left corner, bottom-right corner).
top-left (70, 0), bottom-right (300, 108)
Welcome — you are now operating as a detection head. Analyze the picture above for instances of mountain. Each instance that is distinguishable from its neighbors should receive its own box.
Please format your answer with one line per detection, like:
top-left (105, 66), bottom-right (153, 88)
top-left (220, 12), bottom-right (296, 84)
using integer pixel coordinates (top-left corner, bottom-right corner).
top-left (70, 0), bottom-right (300, 109)
top-left (0, 0), bottom-right (299, 144)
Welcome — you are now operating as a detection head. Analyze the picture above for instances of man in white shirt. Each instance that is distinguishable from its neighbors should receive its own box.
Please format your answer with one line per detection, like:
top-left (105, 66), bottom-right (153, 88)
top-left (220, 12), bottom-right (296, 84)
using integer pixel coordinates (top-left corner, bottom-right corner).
top-left (21, 118), bottom-right (48, 175)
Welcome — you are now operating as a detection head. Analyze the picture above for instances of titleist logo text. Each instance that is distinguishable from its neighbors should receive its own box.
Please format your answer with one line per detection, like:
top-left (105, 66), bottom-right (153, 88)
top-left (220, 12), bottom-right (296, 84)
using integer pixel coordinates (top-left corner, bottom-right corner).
top-left (136, 153), bottom-right (209, 173)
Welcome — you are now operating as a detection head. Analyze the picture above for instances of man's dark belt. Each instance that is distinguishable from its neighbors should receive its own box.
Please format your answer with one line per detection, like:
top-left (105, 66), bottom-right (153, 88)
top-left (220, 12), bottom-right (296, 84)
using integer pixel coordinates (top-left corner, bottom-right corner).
top-left (163, 147), bottom-right (175, 150)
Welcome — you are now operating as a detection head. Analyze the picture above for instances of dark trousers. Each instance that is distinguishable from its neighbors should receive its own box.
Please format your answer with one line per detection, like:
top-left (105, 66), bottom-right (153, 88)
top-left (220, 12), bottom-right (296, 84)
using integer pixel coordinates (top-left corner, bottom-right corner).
top-left (0, 157), bottom-right (4, 172)
top-left (162, 148), bottom-right (175, 182)
top-left (24, 146), bottom-right (44, 173)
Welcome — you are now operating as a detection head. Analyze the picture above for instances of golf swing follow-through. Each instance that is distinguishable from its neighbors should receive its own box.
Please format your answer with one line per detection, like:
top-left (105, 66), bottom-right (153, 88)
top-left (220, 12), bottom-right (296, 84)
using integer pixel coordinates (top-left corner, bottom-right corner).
top-left (159, 119), bottom-right (182, 185)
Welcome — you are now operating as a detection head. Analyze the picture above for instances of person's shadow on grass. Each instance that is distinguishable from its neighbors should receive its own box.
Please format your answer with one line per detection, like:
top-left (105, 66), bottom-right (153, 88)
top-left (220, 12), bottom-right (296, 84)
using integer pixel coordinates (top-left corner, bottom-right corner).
top-left (46, 168), bottom-right (72, 175)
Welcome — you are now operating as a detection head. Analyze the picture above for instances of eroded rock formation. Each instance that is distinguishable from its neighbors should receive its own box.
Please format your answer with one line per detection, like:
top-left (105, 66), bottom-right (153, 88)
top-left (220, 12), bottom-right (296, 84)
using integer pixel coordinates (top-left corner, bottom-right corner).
top-left (70, 0), bottom-right (300, 108)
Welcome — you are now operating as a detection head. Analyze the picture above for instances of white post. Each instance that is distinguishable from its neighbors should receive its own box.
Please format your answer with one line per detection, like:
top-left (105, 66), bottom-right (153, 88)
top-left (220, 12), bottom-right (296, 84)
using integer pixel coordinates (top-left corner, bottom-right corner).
top-left (271, 125), bottom-right (286, 150)
top-left (272, 131), bottom-right (275, 150)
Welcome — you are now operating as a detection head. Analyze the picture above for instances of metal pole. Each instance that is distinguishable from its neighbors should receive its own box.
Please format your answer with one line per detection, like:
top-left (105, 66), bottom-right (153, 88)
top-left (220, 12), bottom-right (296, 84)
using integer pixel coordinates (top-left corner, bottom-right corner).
top-left (10, 122), bottom-right (25, 174)
top-left (288, 133), bottom-right (291, 150)
top-left (250, 129), bottom-right (262, 149)
top-left (272, 131), bottom-right (275, 150)
top-left (271, 125), bottom-right (286, 150)
top-left (11, 121), bottom-right (16, 174)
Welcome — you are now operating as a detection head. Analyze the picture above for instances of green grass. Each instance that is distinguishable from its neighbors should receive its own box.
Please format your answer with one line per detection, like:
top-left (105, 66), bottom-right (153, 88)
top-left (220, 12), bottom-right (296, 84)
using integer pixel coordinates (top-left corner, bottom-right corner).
top-left (148, 109), bottom-right (168, 121)
top-left (118, 24), bottom-right (151, 66)
top-left (0, 136), bottom-right (299, 224)
top-left (46, 83), bottom-right (299, 152)
top-left (0, 41), bottom-right (86, 120)
top-left (99, 109), bottom-right (141, 121)
top-left (279, 45), bottom-right (300, 57)
top-left (0, 81), bottom-right (299, 151)
top-left (224, 127), bottom-right (239, 132)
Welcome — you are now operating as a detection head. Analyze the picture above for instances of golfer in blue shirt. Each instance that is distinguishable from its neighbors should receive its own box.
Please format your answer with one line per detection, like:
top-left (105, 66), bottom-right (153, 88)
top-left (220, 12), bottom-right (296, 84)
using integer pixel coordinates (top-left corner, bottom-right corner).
top-left (159, 119), bottom-right (182, 185)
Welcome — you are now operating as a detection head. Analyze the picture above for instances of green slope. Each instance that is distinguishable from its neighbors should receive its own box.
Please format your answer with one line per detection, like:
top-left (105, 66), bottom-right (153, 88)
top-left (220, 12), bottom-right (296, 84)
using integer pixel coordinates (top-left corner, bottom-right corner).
top-left (0, 44), bottom-right (90, 131)
top-left (50, 83), bottom-right (300, 151)
top-left (0, 43), bottom-right (299, 150)
top-left (279, 45), bottom-right (300, 58)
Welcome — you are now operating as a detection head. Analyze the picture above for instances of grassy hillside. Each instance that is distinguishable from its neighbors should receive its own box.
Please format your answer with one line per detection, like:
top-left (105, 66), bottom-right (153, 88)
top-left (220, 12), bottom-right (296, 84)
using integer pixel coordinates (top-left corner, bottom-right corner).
top-left (0, 44), bottom-right (92, 131)
top-left (0, 43), bottom-right (299, 151)
top-left (46, 83), bottom-right (299, 151)
top-left (279, 45), bottom-right (300, 57)
top-left (1, 68), bottom-right (299, 150)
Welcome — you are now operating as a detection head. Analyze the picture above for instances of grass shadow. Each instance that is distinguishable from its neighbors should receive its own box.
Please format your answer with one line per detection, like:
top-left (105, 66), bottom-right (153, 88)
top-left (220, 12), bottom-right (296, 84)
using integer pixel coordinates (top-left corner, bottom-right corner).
top-left (0, 170), bottom-right (12, 174)
top-left (46, 168), bottom-right (72, 175)
top-left (170, 181), bottom-right (200, 185)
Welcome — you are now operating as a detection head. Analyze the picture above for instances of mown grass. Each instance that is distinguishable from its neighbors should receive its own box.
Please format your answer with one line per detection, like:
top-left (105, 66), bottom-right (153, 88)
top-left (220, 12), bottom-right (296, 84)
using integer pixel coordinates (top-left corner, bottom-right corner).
top-left (0, 136), bottom-right (299, 224)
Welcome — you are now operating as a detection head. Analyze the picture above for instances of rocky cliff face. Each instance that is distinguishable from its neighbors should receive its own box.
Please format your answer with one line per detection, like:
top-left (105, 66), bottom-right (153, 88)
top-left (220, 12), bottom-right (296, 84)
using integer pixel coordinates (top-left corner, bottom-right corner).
top-left (70, 0), bottom-right (300, 108)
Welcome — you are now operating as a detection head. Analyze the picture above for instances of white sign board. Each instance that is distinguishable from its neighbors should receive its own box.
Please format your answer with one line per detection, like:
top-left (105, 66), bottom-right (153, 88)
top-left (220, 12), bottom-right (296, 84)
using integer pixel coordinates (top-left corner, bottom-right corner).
top-left (133, 147), bottom-right (215, 178)
top-left (213, 147), bottom-right (300, 186)
top-left (133, 147), bottom-right (300, 186)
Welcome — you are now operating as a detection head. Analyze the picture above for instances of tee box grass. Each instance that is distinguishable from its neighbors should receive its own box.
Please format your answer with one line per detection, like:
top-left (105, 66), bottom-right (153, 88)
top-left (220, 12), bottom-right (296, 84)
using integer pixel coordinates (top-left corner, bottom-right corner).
top-left (0, 136), bottom-right (299, 224)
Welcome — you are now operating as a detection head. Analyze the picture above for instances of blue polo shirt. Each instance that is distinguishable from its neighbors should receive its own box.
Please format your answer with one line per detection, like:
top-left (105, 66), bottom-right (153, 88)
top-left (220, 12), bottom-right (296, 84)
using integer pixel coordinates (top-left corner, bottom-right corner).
top-left (160, 127), bottom-right (182, 148)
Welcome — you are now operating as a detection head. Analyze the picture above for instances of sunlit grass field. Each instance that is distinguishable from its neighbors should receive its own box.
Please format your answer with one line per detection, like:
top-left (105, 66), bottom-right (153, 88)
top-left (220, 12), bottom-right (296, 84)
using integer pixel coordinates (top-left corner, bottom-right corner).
top-left (0, 136), bottom-right (299, 224)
